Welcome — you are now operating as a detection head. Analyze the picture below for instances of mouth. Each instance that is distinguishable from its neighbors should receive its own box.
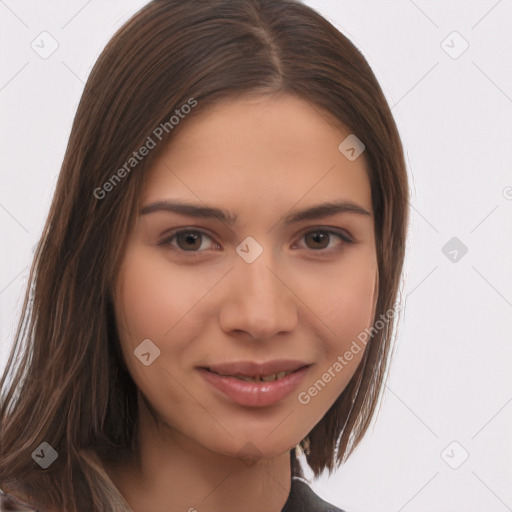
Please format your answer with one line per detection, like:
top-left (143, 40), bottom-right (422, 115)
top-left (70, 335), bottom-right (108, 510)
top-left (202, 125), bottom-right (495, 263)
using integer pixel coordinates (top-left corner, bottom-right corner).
top-left (197, 360), bottom-right (312, 407)
top-left (200, 359), bottom-right (311, 381)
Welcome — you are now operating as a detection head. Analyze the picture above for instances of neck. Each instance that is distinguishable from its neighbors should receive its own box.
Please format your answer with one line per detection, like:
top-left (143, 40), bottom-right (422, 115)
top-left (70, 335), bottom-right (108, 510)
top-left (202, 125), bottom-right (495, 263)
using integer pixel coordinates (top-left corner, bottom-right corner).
top-left (106, 399), bottom-right (292, 512)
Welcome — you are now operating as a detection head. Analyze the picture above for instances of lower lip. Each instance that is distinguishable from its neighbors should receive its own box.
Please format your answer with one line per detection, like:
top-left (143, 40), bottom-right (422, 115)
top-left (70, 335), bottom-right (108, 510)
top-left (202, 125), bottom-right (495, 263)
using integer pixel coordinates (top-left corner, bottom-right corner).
top-left (198, 366), bottom-right (310, 407)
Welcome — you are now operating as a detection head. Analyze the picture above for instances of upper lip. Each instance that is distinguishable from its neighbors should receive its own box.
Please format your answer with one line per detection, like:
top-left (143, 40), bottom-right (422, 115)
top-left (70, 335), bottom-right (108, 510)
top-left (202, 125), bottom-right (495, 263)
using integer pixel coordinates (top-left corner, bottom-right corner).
top-left (201, 359), bottom-right (311, 377)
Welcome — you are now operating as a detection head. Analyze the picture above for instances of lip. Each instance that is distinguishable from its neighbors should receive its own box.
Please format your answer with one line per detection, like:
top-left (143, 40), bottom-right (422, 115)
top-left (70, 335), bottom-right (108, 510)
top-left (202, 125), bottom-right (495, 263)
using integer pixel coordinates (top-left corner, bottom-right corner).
top-left (204, 359), bottom-right (310, 378)
top-left (197, 360), bottom-right (311, 407)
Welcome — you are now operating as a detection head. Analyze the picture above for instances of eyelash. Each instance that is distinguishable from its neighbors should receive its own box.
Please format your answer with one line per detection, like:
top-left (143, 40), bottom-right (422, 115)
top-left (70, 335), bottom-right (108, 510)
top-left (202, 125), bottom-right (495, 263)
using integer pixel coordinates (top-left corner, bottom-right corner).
top-left (157, 227), bottom-right (354, 258)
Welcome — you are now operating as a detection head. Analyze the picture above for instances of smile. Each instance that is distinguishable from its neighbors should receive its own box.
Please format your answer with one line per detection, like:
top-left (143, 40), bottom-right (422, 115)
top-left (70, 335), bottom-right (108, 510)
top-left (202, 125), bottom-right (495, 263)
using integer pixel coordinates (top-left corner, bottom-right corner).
top-left (197, 361), bottom-right (311, 407)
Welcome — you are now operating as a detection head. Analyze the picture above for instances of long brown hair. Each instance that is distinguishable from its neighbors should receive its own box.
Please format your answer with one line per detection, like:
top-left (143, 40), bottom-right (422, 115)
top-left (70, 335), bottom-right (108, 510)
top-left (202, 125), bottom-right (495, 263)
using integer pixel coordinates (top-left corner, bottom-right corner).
top-left (0, 0), bottom-right (408, 510)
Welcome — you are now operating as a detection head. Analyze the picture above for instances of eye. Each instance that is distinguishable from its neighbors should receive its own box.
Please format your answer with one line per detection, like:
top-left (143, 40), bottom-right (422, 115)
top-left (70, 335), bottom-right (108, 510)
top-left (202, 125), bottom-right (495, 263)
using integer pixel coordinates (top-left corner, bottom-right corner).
top-left (158, 229), bottom-right (219, 253)
top-left (294, 228), bottom-right (354, 254)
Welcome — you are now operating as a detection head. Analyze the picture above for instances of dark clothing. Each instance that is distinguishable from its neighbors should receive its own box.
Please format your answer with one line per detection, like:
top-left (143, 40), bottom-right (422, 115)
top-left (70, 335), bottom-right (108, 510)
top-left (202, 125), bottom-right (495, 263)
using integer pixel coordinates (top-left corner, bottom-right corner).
top-left (1, 477), bottom-right (345, 511)
top-left (282, 477), bottom-right (346, 512)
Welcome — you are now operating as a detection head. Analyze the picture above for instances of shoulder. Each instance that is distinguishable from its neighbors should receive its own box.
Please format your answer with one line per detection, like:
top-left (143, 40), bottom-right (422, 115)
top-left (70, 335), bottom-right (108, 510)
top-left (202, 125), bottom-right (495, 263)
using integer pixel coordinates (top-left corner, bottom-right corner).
top-left (0, 489), bottom-right (40, 511)
top-left (281, 477), bottom-right (347, 512)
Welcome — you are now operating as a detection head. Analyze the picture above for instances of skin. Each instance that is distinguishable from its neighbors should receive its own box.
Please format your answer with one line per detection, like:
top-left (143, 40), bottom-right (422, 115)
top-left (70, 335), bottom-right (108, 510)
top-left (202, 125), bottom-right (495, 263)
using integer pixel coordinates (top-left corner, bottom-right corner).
top-left (107, 93), bottom-right (378, 512)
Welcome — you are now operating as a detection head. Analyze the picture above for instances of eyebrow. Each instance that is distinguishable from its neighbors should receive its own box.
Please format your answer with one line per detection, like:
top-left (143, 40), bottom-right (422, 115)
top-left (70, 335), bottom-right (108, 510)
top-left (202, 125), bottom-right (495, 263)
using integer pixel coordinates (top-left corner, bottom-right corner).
top-left (139, 199), bottom-right (372, 225)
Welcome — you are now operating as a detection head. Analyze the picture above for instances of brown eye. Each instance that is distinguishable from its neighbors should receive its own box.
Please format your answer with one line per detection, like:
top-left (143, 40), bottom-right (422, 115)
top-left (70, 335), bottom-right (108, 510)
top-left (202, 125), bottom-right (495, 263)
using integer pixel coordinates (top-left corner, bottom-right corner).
top-left (159, 229), bottom-right (217, 252)
top-left (304, 231), bottom-right (331, 250)
top-left (176, 231), bottom-right (203, 251)
top-left (299, 229), bottom-right (353, 253)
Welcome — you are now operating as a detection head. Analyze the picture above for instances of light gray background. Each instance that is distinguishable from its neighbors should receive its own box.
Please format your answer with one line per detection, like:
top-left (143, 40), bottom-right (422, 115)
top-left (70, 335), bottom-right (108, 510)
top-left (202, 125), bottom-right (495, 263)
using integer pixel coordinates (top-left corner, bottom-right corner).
top-left (1, 1), bottom-right (511, 511)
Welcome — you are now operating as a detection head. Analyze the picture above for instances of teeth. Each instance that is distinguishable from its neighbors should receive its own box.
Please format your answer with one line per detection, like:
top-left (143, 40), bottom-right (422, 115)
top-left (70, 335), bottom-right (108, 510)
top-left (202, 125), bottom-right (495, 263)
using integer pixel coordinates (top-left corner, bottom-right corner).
top-left (232, 370), bottom-right (290, 382)
top-left (238, 375), bottom-right (255, 382)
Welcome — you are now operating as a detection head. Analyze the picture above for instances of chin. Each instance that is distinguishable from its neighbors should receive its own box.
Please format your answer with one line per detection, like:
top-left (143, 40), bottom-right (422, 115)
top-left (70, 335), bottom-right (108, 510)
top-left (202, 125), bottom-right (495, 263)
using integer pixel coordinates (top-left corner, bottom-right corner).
top-left (208, 433), bottom-right (299, 464)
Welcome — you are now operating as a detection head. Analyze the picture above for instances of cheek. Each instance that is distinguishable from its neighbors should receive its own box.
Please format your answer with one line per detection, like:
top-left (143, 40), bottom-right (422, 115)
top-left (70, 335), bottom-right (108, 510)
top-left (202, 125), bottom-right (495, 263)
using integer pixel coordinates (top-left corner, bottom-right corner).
top-left (331, 265), bottom-right (377, 338)
top-left (114, 247), bottom-right (207, 351)
top-left (312, 250), bottom-right (378, 343)
top-left (296, 251), bottom-right (378, 413)
top-left (112, 247), bottom-right (208, 412)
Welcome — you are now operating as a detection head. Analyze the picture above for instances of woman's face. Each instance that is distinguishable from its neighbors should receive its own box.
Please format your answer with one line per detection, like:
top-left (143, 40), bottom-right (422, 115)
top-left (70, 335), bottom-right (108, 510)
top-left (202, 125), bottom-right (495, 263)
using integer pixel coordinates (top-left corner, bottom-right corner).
top-left (113, 93), bottom-right (378, 461)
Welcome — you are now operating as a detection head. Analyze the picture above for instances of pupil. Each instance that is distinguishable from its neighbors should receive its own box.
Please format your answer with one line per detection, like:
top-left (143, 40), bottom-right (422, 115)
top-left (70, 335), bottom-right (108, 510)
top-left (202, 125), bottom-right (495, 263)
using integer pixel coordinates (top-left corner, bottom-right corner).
top-left (307, 232), bottom-right (328, 249)
top-left (178, 232), bottom-right (200, 250)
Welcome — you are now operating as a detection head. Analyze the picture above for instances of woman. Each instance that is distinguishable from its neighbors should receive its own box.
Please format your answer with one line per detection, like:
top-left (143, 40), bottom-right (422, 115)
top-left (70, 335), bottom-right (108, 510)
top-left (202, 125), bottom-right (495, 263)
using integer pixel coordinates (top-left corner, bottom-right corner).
top-left (0, 0), bottom-right (408, 510)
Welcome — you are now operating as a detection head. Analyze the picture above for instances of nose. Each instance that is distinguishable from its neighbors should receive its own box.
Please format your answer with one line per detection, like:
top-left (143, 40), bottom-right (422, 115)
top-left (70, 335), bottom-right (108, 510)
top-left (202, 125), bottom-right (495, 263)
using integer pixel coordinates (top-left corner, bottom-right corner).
top-left (218, 246), bottom-right (298, 341)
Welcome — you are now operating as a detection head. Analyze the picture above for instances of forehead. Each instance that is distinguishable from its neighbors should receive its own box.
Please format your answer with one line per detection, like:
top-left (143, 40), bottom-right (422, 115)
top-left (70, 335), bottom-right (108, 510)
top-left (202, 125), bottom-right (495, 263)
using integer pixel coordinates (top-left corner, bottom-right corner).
top-left (141, 94), bottom-right (372, 215)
